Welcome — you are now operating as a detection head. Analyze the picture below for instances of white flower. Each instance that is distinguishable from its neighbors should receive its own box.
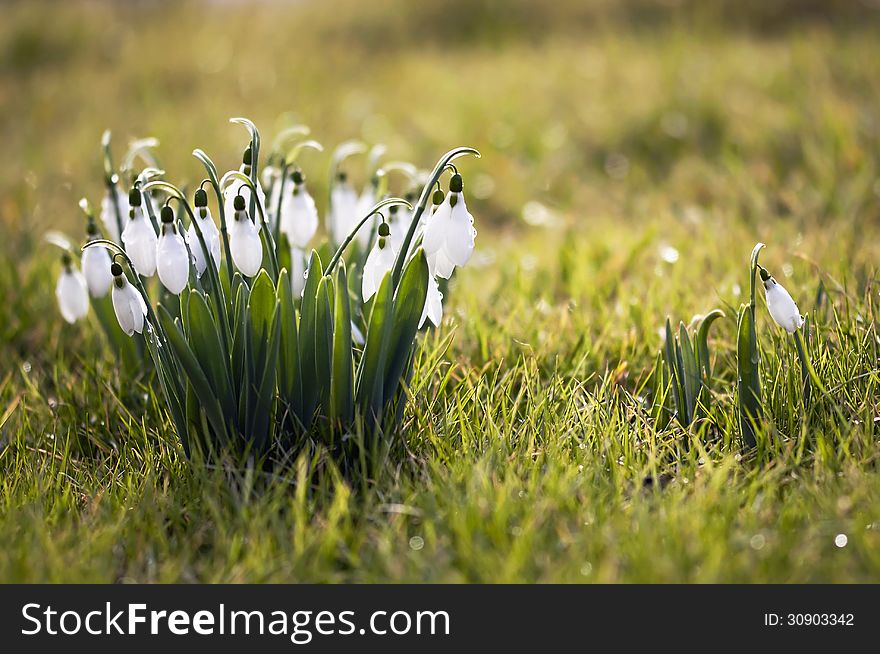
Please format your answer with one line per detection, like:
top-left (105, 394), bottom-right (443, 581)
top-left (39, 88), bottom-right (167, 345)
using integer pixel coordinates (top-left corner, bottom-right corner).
top-left (423, 174), bottom-right (476, 279)
top-left (187, 206), bottom-right (221, 278)
top-left (56, 258), bottom-right (89, 324)
top-left (223, 182), bottom-right (266, 229)
top-left (280, 174), bottom-right (319, 248)
top-left (156, 209), bottom-right (190, 295)
top-left (100, 184), bottom-right (129, 244)
top-left (362, 231), bottom-right (398, 302)
top-left (229, 196), bottom-right (263, 277)
top-left (121, 195), bottom-right (158, 277)
top-left (291, 246), bottom-right (308, 297)
top-left (329, 173), bottom-right (361, 247)
top-left (762, 269), bottom-right (803, 333)
top-left (81, 237), bottom-right (112, 298)
top-left (420, 275), bottom-right (443, 328)
top-left (110, 264), bottom-right (148, 336)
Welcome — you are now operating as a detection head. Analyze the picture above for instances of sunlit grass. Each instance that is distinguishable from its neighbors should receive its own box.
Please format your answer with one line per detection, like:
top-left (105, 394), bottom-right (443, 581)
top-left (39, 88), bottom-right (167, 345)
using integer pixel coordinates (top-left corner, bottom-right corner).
top-left (2, 1), bottom-right (880, 582)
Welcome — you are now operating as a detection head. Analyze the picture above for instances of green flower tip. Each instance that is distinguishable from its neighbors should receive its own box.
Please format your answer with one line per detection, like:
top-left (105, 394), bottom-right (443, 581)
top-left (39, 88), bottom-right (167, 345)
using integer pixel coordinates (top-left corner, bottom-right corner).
top-left (449, 173), bottom-right (463, 193)
top-left (233, 194), bottom-right (246, 211)
top-left (86, 221), bottom-right (98, 237)
top-left (378, 236), bottom-right (387, 249)
top-left (61, 252), bottom-right (72, 268)
top-left (292, 169), bottom-right (304, 185)
top-left (337, 171), bottom-right (347, 183)
top-left (111, 262), bottom-right (123, 277)
top-left (432, 189), bottom-right (445, 205)
top-left (378, 222), bottom-right (390, 237)
top-left (128, 187), bottom-right (142, 207)
top-left (758, 266), bottom-right (771, 282)
top-left (160, 206), bottom-right (174, 224)
top-left (242, 145), bottom-right (252, 166)
top-left (194, 188), bottom-right (208, 208)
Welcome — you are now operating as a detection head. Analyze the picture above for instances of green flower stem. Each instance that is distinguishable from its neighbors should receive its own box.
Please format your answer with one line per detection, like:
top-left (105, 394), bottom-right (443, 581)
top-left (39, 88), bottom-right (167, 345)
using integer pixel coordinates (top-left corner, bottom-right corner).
top-left (273, 160), bottom-right (290, 238)
top-left (792, 328), bottom-right (813, 408)
top-left (390, 147), bottom-right (481, 288)
top-left (325, 197), bottom-right (412, 275)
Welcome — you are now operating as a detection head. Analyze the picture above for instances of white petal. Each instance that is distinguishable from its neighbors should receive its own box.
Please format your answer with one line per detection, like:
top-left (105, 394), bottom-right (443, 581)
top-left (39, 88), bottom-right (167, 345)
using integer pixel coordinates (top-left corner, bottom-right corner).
top-left (445, 194), bottom-right (476, 267)
top-left (419, 276), bottom-right (444, 328)
top-left (223, 180), bottom-right (266, 231)
top-left (330, 183), bottom-right (360, 246)
top-left (81, 245), bottom-right (112, 298)
top-left (229, 215), bottom-right (263, 277)
top-left (427, 248), bottom-right (457, 280)
top-left (361, 241), bottom-right (397, 302)
top-left (765, 280), bottom-right (803, 333)
top-left (121, 210), bottom-right (158, 276)
top-left (281, 186), bottom-right (320, 248)
top-left (112, 280), bottom-right (147, 336)
top-left (157, 230), bottom-right (190, 294)
top-left (56, 269), bottom-right (89, 323)
top-left (422, 198), bottom-right (451, 256)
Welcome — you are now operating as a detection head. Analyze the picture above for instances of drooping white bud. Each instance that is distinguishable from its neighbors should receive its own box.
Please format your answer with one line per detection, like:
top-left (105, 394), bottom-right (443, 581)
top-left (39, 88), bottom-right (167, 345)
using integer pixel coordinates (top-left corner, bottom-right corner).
top-left (111, 270), bottom-right (148, 336)
top-left (121, 206), bottom-right (158, 277)
top-left (229, 209), bottom-right (263, 277)
top-left (763, 272), bottom-right (803, 334)
top-left (156, 223), bottom-right (190, 295)
top-left (56, 262), bottom-right (89, 323)
top-left (81, 245), bottom-right (112, 298)
top-left (423, 174), bottom-right (476, 279)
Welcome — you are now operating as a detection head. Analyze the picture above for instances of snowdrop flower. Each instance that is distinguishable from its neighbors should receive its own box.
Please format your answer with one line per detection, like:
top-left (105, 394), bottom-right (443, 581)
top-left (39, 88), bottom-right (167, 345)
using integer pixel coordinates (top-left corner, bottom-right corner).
top-left (423, 173), bottom-right (476, 279)
top-left (420, 275), bottom-right (443, 328)
top-left (223, 146), bottom-right (267, 225)
top-left (121, 188), bottom-right (158, 277)
top-left (81, 221), bottom-right (112, 298)
top-left (291, 246), bottom-right (308, 297)
top-left (280, 170), bottom-right (319, 248)
top-left (354, 175), bottom-right (380, 247)
top-left (362, 221), bottom-right (397, 302)
top-left (329, 171), bottom-right (361, 247)
top-left (229, 193), bottom-right (263, 277)
top-left (187, 187), bottom-right (221, 277)
top-left (760, 267), bottom-right (803, 333)
top-left (56, 253), bottom-right (89, 324)
top-left (100, 183), bottom-right (129, 244)
top-left (156, 205), bottom-right (190, 295)
top-left (110, 262), bottom-right (147, 336)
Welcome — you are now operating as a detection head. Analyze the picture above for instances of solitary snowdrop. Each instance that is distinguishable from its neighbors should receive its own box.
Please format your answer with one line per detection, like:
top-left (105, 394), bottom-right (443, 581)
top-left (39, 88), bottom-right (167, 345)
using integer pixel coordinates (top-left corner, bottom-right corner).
top-left (362, 222), bottom-right (397, 302)
top-left (156, 205), bottom-right (190, 295)
top-left (56, 253), bottom-right (89, 324)
top-left (121, 188), bottom-right (158, 277)
top-left (760, 266), bottom-right (803, 333)
top-left (110, 262), bottom-right (148, 336)
top-left (100, 183), bottom-right (129, 244)
top-left (187, 188), bottom-right (221, 277)
top-left (423, 173), bottom-right (476, 279)
top-left (420, 275), bottom-right (443, 328)
top-left (329, 171), bottom-right (361, 247)
top-left (81, 222), bottom-right (112, 298)
top-left (280, 170), bottom-right (319, 248)
top-left (229, 193), bottom-right (263, 277)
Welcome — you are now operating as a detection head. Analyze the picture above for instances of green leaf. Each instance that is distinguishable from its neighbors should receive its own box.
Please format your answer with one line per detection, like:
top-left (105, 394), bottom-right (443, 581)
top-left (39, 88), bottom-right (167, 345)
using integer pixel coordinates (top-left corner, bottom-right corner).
top-left (678, 322), bottom-right (699, 426)
top-left (299, 250), bottom-right (324, 425)
top-left (187, 291), bottom-right (236, 428)
top-left (249, 304), bottom-right (281, 453)
top-left (737, 304), bottom-right (761, 448)
top-left (664, 318), bottom-right (684, 425)
top-left (315, 275), bottom-right (334, 414)
top-left (696, 309), bottom-right (725, 382)
top-left (357, 271), bottom-right (394, 418)
top-left (384, 249), bottom-right (429, 401)
top-left (330, 266), bottom-right (353, 422)
top-left (277, 269), bottom-right (303, 425)
top-left (158, 304), bottom-right (230, 446)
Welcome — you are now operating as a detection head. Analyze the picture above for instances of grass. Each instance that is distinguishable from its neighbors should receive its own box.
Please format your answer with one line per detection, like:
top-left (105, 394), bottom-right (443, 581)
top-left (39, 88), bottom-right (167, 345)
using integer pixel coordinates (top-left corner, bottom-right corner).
top-left (2, 0), bottom-right (880, 582)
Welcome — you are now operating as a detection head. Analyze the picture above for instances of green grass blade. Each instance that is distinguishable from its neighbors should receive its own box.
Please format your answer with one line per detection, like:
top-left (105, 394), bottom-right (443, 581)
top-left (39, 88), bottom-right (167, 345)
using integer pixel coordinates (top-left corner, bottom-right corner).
top-left (330, 266), bottom-right (353, 422)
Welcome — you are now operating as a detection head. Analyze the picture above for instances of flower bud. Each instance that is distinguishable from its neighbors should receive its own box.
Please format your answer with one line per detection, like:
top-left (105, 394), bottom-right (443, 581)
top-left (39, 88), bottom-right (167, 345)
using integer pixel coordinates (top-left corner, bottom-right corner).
top-left (160, 205), bottom-right (174, 224)
top-left (292, 169), bottom-right (304, 185)
top-left (128, 187), bottom-right (142, 207)
top-left (432, 189), bottom-right (445, 205)
top-left (194, 188), bottom-right (208, 208)
top-left (234, 194), bottom-right (246, 212)
top-left (449, 173), bottom-right (463, 193)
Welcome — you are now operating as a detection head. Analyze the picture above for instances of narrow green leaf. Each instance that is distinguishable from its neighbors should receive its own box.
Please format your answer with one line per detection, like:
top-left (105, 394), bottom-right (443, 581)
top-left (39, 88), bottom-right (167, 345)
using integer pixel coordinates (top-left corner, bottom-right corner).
top-left (315, 275), bottom-right (334, 413)
top-left (357, 271), bottom-right (394, 418)
top-left (299, 250), bottom-right (324, 424)
top-left (277, 269), bottom-right (303, 425)
top-left (330, 266), bottom-right (353, 422)
top-left (737, 304), bottom-right (761, 448)
top-left (383, 249), bottom-right (429, 401)
top-left (679, 322), bottom-right (699, 425)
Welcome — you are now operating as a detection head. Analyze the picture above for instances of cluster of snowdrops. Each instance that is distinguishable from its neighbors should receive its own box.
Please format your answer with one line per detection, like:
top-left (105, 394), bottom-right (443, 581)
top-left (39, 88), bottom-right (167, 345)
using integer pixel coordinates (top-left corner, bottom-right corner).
top-left (51, 118), bottom-right (480, 461)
